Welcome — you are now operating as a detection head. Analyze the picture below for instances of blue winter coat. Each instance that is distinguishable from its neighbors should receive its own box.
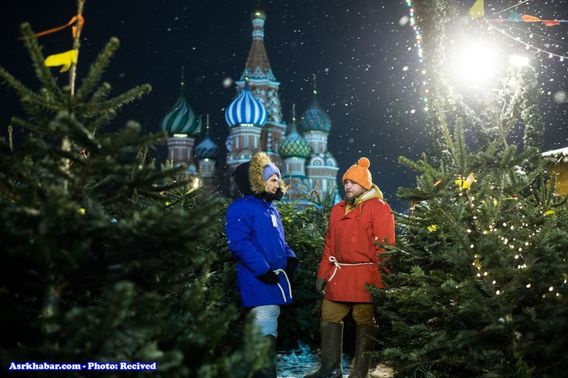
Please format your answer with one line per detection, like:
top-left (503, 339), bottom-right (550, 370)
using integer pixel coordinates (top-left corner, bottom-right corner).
top-left (226, 195), bottom-right (296, 308)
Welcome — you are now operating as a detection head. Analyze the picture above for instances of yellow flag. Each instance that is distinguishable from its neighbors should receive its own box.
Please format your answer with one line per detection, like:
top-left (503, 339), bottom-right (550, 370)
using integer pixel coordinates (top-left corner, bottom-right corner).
top-left (455, 173), bottom-right (476, 190)
top-left (44, 49), bottom-right (78, 72)
top-left (468, 0), bottom-right (484, 20)
top-left (427, 224), bottom-right (439, 233)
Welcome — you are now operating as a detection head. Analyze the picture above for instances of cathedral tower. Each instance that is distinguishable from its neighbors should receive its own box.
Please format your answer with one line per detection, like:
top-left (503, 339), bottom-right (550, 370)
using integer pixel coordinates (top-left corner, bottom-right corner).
top-left (236, 9), bottom-right (286, 165)
top-left (301, 78), bottom-right (339, 199)
top-left (160, 71), bottom-right (201, 174)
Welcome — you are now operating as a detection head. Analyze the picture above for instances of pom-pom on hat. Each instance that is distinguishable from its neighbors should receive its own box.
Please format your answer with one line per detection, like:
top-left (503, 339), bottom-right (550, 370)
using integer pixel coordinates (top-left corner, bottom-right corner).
top-left (342, 157), bottom-right (373, 190)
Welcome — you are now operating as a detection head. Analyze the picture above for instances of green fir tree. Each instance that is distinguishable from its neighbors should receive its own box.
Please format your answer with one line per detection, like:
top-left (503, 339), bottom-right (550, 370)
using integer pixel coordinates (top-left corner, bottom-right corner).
top-left (0, 13), bottom-right (267, 378)
top-left (371, 1), bottom-right (568, 377)
top-left (275, 201), bottom-right (331, 349)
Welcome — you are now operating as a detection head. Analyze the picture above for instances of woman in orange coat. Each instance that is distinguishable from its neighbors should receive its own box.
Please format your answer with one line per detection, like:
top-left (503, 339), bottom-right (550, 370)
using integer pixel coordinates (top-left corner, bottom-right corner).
top-left (305, 157), bottom-right (395, 378)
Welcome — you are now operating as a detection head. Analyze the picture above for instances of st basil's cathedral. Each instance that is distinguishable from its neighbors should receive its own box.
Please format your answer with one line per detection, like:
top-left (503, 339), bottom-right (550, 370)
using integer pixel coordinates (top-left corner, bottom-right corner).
top-left (160, 9), bottom-right (340, 204)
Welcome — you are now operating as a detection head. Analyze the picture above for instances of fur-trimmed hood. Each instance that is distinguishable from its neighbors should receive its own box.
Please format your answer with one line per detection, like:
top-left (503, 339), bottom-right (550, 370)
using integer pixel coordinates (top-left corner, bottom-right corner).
top-left (249, 152), bottom-right (286, 195)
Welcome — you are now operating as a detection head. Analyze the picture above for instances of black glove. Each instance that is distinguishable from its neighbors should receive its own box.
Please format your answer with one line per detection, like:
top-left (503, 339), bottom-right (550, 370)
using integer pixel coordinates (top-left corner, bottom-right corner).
top-left (285, 257), bottom-right (299, 278)
top-left (257, 270), bottom-right (279, 285)
top-left (315, 277), bottom-right (326, 295)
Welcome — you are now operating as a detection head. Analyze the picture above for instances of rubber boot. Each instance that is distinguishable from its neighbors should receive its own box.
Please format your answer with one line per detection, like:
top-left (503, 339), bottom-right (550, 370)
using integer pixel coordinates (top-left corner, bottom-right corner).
top-left (304, 321), bottom-right (343, 378)
top-left (348, 324), bottom-right (379, 378)
top-left (254, 335), bottom-right (277, 378)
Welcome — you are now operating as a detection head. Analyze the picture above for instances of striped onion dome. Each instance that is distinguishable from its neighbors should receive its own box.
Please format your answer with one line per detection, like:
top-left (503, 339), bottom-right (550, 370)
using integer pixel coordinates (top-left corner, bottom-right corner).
top-left (224, 83), bottom-right (267, 128)
top-left (300, 92), bottom-right (331, 133)
top-left (279, 105), bottom-right (311, 159)
top-left (195, 135), bottom-right (218, 159)
top-left (161, 95), bottom-right (201, 136)
top-left (195, 116), bottom-right (219, 159)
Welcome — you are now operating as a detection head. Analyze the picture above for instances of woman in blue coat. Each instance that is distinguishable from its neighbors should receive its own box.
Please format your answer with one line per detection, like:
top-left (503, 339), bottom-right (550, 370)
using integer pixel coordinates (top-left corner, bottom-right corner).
top-left (226, 152), bottom-right (298, 377)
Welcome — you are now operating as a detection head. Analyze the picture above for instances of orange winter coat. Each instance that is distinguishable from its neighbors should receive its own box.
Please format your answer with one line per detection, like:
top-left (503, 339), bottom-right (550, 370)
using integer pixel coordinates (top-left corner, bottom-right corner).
top-left (317, 185), bottom-right (395, 303)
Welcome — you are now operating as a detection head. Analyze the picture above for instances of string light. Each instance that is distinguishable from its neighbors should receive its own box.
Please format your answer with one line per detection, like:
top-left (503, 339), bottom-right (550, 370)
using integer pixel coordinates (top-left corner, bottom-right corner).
top-left (404, 2), bottom-right (567, 308)
top-left (404, 0), bottom-right (430, 112)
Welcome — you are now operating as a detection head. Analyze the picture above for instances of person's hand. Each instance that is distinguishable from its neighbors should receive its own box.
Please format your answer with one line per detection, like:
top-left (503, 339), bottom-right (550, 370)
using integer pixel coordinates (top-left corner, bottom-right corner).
top-left (285, 257), bottom-right (299, 278)
top-left (257, 270), bottom-right (279, 284)
top-left (315, 277), bottom-right (326, 295)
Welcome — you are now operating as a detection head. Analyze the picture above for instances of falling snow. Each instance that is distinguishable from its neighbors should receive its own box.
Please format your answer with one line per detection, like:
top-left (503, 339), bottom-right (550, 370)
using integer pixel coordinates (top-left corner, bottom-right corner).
top-left (1, 0), bottom-right (567, 212)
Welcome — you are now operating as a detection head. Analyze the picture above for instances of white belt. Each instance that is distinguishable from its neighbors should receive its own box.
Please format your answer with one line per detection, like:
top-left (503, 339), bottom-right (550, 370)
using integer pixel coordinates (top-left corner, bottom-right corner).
top-left (273, 269), bottom-right (292, 303)
top-left (328, 256), bottom-right (374, 282)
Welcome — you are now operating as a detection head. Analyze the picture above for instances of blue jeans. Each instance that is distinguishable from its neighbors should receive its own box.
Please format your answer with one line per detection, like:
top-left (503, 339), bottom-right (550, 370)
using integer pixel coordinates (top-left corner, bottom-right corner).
top-left (250, 305), bottom-right (281, 337)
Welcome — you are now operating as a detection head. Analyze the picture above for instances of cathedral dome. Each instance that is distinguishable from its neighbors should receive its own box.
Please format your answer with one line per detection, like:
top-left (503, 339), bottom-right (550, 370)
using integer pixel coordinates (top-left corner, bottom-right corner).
top-left (301, 91), bottom-right (331, 133)
top-left (161, 95), bottom-right (201, 136)
top-left (195, 115), bottom-right (218, 159)
top-left (195, 135), bottom-right (218, 159)
top-left (225, 83), bottom-right (267, 128)
top-left (279, 107), bottom-right (311, 159)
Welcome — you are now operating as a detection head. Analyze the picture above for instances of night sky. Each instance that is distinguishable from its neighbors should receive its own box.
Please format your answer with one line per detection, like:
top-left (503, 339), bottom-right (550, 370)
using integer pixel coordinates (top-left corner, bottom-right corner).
top-left (1, 0), bottom-right (567, 212)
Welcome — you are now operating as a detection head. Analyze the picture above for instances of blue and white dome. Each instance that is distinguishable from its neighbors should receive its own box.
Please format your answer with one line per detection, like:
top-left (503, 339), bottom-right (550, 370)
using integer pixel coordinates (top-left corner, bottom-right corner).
top-left (225, 83), bottom-right (267, 128)
top-left (301, 93), bottom-right (331, 133)
top-left (195, 135), bottom-right (219, 159)
top-left (161, 95), bottom-right (201, 136)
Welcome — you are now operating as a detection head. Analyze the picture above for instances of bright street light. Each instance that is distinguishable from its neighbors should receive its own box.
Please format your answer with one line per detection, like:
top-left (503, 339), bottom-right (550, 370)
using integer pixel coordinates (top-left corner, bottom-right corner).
top-left (448, 38), bottom-right (500, 89)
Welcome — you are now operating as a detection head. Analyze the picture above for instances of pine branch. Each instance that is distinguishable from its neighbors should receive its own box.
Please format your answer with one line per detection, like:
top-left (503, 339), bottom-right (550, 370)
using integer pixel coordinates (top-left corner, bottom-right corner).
top-left (0, 66), bottom-right (41, 103)
top-left (432, 96), bottom-right (456, 158)
top-left (19, 23), bottom-right (65, 103)
top-left (453, 119), bottom-right (468, 174)
top-left (9, 117), bottom-right (43, 134)
top-left (85, 111), bottom-right (116, 132)
top-left (96, 84), bottom-right (152, 117)
top-left (399, 155), bottom-right (434, 174)
top-left (75, 38), bottom-right (120, 101)
top-left (51, 111), bottom-right (101, 151)
top-left (90, 82), bottom-right (112, 103)
top-left (0, 68), bottom-right (65, 126)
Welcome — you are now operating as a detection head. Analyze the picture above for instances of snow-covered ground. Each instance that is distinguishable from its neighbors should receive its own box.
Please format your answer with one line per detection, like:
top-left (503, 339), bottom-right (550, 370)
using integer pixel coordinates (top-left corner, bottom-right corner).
top-left (277, 342), bottom-right (393, 378)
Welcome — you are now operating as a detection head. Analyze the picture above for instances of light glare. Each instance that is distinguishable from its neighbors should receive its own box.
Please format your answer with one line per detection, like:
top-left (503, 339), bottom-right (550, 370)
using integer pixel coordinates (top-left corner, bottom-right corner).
top-left (509, 55), bottom-right (530, 67)
top-left (449, 39), bottom-right (499, 89)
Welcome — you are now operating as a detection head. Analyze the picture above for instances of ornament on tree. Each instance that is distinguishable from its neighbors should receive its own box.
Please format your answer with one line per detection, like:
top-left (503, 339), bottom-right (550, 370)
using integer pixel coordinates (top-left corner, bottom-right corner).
top-left (454, 172), bottom-right (476, 190)
top-left (427, 224), bottom-right (439, 232)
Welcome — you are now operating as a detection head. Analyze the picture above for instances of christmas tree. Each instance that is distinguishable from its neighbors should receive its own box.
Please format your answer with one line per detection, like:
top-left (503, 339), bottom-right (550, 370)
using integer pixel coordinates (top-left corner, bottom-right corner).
top-left (372, 1), bottom-right (568, 377)
top-left (273, 201), bottom-right (331, 349)
top-left (0, 3), bottom-right (268, 376)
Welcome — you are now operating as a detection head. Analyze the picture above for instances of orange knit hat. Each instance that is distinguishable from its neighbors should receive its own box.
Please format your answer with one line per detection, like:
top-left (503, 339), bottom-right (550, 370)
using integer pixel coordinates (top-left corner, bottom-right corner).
top-left (342, 157), bottom-right (372, 190)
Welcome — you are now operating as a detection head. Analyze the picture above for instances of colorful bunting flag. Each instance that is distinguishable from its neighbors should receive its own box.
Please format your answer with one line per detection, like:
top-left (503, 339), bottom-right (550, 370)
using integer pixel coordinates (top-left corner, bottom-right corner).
top-left (468, 0), bottom-right (485, 20)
